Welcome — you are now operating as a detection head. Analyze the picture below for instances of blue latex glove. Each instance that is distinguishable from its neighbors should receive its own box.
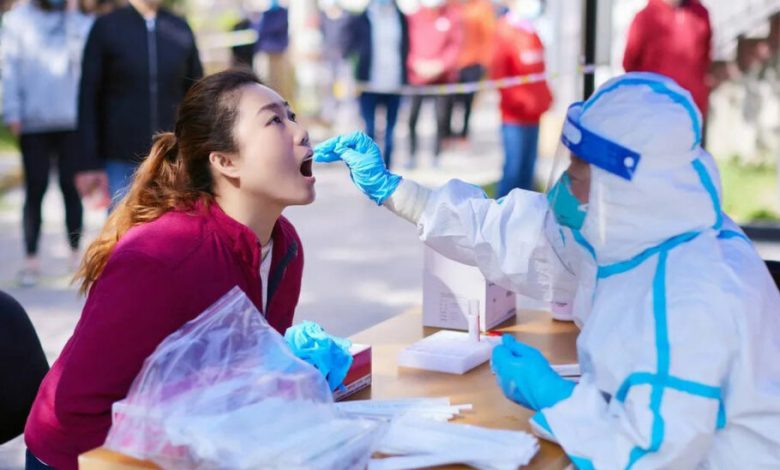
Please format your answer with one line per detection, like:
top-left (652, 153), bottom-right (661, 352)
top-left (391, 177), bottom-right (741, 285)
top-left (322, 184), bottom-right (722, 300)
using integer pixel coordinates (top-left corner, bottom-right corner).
top-left (285, 321), bottom-right (353, 391)
top-left (491, 334), bottom-right (575, 411)
top-left (314, 131), bottom-right (402, 205)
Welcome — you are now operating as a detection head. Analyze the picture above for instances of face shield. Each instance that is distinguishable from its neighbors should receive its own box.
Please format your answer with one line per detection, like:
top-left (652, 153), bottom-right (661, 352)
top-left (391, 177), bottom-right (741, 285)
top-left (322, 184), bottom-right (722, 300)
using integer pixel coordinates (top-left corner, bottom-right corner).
top-left (543, 102), bottom-right (642, 272)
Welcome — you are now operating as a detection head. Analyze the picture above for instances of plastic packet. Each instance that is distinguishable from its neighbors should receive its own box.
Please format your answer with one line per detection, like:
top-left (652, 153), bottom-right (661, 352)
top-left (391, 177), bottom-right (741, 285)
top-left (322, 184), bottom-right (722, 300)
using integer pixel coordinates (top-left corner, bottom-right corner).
top-left (105, 287), bottom-right (382, 470)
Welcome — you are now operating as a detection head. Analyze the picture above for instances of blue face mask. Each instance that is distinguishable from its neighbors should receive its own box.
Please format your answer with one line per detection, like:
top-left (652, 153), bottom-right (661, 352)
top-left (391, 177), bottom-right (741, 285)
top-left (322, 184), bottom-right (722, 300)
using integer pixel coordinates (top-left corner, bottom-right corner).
top-left (547, 172), bottom-right (587, 230)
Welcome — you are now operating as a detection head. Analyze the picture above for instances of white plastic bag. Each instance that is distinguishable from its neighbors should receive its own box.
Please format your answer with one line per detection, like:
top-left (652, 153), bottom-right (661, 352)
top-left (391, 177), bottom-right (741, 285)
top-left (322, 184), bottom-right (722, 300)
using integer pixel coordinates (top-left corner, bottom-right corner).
top-left (105, 287), bottom-right (381, 470)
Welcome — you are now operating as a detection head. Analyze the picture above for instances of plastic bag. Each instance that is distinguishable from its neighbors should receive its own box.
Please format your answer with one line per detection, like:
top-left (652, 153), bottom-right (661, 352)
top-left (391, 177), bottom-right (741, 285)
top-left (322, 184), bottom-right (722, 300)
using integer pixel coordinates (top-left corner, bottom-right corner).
top-left (105, 286), bottom-right (382, 470)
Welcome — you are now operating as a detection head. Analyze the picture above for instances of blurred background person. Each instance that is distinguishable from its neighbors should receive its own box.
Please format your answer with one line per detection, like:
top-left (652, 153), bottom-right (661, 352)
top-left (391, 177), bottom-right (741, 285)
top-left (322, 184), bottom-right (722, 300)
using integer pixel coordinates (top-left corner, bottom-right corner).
top-left (406, 0), bottom-right (462, 168)
top-left (79, 0), bottom-right (122, 16)
top-left (76, 0), bottom-right (203, 209)
top-left (0, 290), bottom-right (49, 447)
top-left (344, 0), bottom-right (408, 168)
top-left (229, 4), bottom-right (259, 68)
top-left (318, 0), bottom-right (351, 127)
top-left (254, 0), bottom-right (293, 102)
top-left (623, 0), bottom-right (712, 142)
top-left (444, 0), bottom-right (494, 145)
top-left (1, 0), bottom-right (94, 286)
top-left (491, 0), bottom-right (551, 197)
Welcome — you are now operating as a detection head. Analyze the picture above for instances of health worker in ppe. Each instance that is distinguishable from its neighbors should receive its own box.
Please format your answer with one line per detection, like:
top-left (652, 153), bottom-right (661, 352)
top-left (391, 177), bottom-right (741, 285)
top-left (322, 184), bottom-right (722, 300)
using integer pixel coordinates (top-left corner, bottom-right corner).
top-left (315, 72), bottom-right (780, 468)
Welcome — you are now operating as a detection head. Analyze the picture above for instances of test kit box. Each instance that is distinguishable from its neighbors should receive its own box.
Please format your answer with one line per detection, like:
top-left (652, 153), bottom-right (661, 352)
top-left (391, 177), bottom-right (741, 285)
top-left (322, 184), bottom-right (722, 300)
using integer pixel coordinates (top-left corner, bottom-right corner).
top-left (333, 344), bottom-right (372, 401)
top-left (422, 247), bottom-right (516, 331)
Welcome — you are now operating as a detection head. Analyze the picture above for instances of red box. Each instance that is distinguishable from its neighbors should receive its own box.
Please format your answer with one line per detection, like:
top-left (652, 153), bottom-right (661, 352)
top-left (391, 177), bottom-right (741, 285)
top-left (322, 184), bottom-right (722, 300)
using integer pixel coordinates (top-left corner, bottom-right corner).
top-left (333, 344), bottom-right (372, 401)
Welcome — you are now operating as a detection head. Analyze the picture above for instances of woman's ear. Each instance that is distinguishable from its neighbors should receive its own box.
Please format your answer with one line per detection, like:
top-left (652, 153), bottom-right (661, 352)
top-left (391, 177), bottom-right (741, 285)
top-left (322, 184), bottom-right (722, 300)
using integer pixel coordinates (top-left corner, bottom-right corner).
top-left (209, 151), bottom-right (241, 180)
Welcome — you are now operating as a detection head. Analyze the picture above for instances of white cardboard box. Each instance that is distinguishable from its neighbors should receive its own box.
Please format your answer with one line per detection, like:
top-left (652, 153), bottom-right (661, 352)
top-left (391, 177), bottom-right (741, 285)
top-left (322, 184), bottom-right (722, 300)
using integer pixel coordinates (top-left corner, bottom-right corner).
top-left (422, 246), bottom-right (516, 331)
top-left (398, 330), bottom-right (501, 375)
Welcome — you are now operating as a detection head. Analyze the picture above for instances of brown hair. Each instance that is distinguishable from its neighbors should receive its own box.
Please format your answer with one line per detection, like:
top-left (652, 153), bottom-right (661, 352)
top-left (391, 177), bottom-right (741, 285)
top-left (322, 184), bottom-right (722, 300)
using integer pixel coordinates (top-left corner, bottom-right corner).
top-left (76, 69), bottom-right (263, 294)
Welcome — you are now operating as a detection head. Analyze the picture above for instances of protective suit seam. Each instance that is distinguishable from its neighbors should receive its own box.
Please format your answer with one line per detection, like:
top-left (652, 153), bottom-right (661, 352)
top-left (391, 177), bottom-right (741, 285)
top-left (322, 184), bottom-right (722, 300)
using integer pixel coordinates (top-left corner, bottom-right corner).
top-left (691, 159), bottom-right (723, 230)
top-left (597, 232), bottom-right (699, 279)
top-left (617, 374), bottom-right (722, 402)
top-left (572, 229), bottom-right (596, 259)
top-left (625, 250), bottom-right (669, 469)
top-left (582, 77), bottom-right (701, 147)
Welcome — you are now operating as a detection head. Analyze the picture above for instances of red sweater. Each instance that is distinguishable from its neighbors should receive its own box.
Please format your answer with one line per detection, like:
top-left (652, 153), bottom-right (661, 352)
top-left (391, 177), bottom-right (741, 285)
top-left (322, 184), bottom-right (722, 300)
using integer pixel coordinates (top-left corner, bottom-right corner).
top-left (491, 16), bottom-right (552, 125)
top-left (406, 5), bottom-right (463, 85)
top-left (24, 201), bottom-right (304, 470)
top-left (623, 0), bottom-right (712, 116)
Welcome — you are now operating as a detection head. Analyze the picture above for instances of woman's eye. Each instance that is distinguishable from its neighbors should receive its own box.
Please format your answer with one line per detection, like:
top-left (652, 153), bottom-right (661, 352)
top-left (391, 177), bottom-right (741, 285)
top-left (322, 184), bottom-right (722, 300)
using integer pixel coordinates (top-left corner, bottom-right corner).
top-left (288, 112), bottom-right (297, 122)
top-left (268, 116), bottom-right (283, 125)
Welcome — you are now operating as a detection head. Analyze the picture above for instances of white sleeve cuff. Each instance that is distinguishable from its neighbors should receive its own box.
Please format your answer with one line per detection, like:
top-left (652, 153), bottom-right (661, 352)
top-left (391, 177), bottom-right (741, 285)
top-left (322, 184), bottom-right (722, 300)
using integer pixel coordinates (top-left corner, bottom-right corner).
top-left (383, 179), bottom-right (432, 225)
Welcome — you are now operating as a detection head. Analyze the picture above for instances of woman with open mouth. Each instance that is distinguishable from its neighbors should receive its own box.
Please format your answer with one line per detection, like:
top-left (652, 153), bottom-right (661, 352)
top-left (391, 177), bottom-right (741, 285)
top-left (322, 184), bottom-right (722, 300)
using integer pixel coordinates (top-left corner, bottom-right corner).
top-left (23, 68), bottom-right (316, 470)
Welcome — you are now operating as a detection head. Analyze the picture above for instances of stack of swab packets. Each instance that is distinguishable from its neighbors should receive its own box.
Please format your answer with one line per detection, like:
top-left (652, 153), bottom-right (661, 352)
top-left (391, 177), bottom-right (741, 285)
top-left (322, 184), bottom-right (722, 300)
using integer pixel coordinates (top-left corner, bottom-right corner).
top-left (368, 414), bottom-right (539, 470)
top-left (337, 398), bottom-right (540, 469)
top-left (336, 397), bottom-right (472, 422)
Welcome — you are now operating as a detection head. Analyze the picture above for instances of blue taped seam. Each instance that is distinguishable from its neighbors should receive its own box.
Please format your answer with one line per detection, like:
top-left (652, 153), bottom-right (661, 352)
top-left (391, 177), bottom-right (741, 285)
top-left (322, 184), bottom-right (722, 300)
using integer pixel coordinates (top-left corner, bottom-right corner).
top-left (532, 412), bottom-right (597, 470)
top-left (718, 230), bottom-right (751, 244)
top-left (532, 412), bottom-right (553, 434)
top-left (625, 250), bottom-right (669, 469)
top-left (570, 455), bottom-right (597, 470)
top-left (572, 228), bottom-right (597, 260)
top-left (717, 401), bottom-right (727, 430)
top-left (691, 159), bottom-right (723, 230)
top-left (615, 372), bottom-right (655, 402)
top-left (559, 228), bottom-right (567, 246)
top-left (666, 376), bottom-right (721, 399)
top-left (650, 250), bottom-right (669, 452)
top-left (598, 231), bottom-right (699, 279)
top-left (616, 373), bottom-right (722, 403)
top-left (582, 76), bottom-right (701, 148)
top-left (654, 251), bottom-right (670, 376)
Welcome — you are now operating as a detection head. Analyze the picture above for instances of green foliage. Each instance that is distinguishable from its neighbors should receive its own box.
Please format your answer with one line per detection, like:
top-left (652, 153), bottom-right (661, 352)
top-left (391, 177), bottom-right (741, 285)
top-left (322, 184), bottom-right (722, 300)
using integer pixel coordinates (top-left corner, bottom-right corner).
top-left (0, 124), bottom-right (18, 154)
top-left (719, 157), bottom-right (780, 222)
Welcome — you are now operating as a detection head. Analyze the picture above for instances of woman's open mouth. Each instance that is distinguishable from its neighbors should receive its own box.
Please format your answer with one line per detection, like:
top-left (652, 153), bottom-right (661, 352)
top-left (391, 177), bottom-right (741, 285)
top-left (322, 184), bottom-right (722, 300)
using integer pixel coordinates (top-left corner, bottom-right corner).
top-left (300, 157), bottom-right (313, 178)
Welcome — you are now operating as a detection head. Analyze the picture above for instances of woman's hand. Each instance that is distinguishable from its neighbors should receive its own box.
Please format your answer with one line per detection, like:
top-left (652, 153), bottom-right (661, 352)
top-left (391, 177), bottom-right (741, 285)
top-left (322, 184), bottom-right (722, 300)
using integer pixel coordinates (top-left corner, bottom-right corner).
top-left (314, 131), bottom-right (402, 205)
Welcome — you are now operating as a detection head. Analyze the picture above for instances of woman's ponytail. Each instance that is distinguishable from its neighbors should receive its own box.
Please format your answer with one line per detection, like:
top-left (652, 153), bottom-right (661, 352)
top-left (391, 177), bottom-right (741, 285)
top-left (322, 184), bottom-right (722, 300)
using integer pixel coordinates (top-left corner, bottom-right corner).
top-left (76, 133), bottom-right (202, 294)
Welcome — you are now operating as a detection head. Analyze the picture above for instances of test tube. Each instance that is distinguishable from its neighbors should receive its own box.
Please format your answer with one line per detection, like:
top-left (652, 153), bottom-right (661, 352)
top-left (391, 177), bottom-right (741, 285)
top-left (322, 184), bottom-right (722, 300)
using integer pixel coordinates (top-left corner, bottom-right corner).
top-left (466, 299), bottom-right (480, 342)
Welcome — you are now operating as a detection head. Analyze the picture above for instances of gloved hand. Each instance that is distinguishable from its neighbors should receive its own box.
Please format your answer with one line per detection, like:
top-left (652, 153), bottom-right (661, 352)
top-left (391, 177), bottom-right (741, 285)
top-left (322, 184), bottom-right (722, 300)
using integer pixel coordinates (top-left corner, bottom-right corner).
top-left (314, 131), bottom-right (402, 205)
top-left (491, 334), bottom-right (575, 411)
top-left (285, 321), bottom-right (353, 391)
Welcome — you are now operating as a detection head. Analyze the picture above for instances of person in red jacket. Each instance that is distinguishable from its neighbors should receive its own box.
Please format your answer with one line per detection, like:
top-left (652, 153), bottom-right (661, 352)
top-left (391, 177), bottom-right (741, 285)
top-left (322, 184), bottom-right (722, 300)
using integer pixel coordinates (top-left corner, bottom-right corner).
top-left (491, 7), bottom-right (552, 197)
top-left (23, 69), bottom-right (315, 470)
top-left (406, 0), bottom-right (463, 167)
top-left (623, 0), bottom-right (712, 118)
top-left (445, 0), bottom-right (496, 142)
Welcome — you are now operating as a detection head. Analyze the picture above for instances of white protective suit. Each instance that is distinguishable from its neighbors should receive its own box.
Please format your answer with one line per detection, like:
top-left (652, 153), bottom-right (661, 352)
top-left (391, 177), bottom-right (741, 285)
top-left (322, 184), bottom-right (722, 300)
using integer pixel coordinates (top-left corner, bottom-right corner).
top-left (384, 73), bottom-right (780, 469)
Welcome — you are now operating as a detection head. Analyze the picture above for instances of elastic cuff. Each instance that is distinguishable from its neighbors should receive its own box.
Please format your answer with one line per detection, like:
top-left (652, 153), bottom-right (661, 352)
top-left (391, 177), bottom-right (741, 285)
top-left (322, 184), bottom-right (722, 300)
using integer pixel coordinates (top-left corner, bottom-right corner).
top-left (383, 178), bottom-right (432, 225)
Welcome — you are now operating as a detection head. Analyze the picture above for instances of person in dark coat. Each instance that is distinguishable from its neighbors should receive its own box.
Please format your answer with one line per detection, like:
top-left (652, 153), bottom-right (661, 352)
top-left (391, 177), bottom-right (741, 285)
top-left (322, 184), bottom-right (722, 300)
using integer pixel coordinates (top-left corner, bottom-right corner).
top-left (0, 291), bottom-right (49, 446)
top-left (75, 0), bottom-right (203, 208)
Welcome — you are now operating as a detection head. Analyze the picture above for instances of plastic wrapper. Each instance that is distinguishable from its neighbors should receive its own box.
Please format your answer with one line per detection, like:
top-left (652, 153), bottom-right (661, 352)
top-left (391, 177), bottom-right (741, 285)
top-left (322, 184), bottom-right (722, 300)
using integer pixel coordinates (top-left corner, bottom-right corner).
top-left (105, 287), bottom-right (382, 470)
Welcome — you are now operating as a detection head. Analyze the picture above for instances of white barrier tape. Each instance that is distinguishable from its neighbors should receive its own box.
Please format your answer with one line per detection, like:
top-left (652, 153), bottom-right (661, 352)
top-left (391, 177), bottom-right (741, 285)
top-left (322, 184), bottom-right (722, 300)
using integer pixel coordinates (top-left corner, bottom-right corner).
top-left (197, 28), bottom-right (597, 97)
top-left (354, 64), bottom-right (596, 96)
